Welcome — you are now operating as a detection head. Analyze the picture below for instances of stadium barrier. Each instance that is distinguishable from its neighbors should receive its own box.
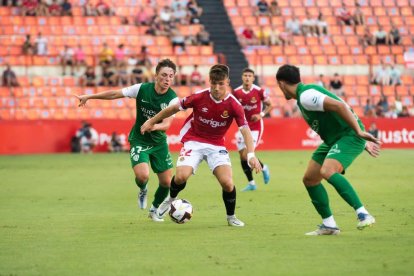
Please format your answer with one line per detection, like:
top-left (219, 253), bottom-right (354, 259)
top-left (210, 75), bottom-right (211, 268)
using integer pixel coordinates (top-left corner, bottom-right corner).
top-left (1, 118), bottom-right (414, 154)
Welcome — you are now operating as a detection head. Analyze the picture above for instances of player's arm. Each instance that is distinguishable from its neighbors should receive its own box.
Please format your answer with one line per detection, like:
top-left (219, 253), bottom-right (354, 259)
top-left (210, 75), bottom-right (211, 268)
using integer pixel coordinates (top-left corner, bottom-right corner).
top-left (75, 89), bottom-right (124, 107)
top-left (151, 116), bottom-right (174, 132)
top-left (251, 95), bottom-right (274, 122)
top-left (240, 126), bottom-right (262, 173)
top-left (323, 97), bottom-right (380, 144)
top-left (141, 103), bottom-right (180, 134)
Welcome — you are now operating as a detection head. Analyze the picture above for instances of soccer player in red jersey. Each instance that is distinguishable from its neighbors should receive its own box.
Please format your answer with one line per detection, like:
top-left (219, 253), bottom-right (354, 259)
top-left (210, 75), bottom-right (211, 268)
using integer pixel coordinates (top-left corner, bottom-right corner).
top-left (141, 64), bottom-right (262, 226)
top-left (233, 68), bottom-right (274, 191)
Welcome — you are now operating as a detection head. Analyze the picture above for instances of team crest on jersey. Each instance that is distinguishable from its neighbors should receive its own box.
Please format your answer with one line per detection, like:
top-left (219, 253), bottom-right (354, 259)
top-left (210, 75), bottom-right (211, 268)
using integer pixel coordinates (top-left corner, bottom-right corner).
top-left (221, 110), bottom-right (229, 118)
top-left (202, 107), bottom-right (208, 113)
top-left (160, 103), bottom-right (168, 110)
top-left (250, 97), bottom-right (257, 103)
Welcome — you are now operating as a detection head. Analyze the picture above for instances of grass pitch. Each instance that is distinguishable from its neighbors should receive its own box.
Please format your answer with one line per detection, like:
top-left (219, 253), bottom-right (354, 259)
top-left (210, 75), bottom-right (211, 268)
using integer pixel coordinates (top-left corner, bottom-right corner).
top-left (1, 150), bottom-right (414, 275)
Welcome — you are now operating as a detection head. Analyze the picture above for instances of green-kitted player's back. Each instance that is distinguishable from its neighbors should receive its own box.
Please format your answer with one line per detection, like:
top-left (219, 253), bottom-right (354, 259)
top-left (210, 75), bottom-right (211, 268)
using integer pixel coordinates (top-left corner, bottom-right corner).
top-left (296, 83), bottom-right (365, 145)
top-left (126, 82), bottom-right (177, 145)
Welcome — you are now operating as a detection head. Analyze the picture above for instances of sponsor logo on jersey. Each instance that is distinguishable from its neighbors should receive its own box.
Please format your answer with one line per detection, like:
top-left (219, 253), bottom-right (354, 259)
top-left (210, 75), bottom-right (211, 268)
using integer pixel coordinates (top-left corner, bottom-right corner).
top-left (220, 110), bottom-right (229, 118)
top-left (202, 107), bottom-right (208, 113)
top-left (198, 116), bottom-right (227, 128)
top-left (244, 104), bottom-right (258, 111)
top-left (250, 97), bottom-right (257, 103)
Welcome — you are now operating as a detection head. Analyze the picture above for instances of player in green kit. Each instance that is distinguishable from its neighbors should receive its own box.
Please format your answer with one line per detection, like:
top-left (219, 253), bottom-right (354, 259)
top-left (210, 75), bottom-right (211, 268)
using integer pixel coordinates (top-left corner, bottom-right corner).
top-left (76, 59), bottom-right (178, 222)
top-left (276, 64), bottom-right (381, 235)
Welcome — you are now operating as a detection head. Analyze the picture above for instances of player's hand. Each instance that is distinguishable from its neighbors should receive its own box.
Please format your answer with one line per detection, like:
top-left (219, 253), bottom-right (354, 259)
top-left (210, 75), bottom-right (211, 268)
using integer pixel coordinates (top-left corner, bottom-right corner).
top-left (251, 114), bottom-right (261, 122)
top-left (358, 131), bottom-right (381, 144)
top-left (75, 95), bottom-right (89, 107)
top-left (140, 119), bottom-right (155, 134)
top-left (365, 141), bottom-right (381, 158)
top-left (248, 157), bottom-right (262, 174)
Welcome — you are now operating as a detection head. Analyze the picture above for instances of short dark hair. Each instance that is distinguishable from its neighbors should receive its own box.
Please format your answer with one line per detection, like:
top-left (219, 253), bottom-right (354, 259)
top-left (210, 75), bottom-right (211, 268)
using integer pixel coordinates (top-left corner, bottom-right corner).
top-left (276, 64), bottom-right (301, 84)
top-left (156, 59), bottom-right (177, 74)
top-left (209, 64), bottom-right (229, 82)
top-left (242, 68), bottom-right (255, 75)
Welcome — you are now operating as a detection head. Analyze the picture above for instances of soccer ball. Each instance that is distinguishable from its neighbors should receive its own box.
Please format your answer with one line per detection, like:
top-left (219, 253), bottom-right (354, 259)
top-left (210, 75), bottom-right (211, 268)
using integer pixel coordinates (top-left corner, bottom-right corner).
top-left (169, 199), bottom-right (193, 224)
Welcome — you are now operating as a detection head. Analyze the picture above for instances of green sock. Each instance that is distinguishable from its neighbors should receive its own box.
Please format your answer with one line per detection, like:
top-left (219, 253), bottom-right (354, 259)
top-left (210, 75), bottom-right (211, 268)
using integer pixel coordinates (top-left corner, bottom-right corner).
top-left (135, 178), bottom-right (148, 190)
top-left (306, 184), bottom-right (332, 219)
top-left (328, 173), bottom-right (363, 210)
top-left (152, 185), bottom-right (170, 208)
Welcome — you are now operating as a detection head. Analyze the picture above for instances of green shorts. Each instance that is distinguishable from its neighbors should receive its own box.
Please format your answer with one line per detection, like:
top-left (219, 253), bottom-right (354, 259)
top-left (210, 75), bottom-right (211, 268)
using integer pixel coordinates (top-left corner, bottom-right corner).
top-left (129, 142), bottom-right (173, 173)
top-left (312, 135), bottom-right (366, 171)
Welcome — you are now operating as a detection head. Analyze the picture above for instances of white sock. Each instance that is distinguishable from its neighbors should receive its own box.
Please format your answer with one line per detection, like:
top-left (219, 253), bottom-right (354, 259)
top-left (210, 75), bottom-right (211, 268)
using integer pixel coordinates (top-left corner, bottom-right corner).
top-left (322, 215), bottom-right (337, 228)
top-left (248, 180), bottom-right (256, 186)
top-left (356, 206), bottom-right (369, 215)
top-left (227, 214), bottom-right (235, 219)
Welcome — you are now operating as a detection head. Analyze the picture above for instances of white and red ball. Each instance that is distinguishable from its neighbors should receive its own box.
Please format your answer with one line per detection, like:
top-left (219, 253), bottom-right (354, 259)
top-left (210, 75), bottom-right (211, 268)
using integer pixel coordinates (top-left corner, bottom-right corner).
top-left (169, 199), bottom-right (193, 224)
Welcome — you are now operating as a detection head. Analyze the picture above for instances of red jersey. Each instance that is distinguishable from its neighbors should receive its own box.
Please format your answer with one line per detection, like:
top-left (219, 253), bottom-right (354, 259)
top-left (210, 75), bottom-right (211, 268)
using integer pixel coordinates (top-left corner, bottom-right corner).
top-left (179, 88), bottom-right (248, 146)
top-left (233, 84), bottom-right (268, 131)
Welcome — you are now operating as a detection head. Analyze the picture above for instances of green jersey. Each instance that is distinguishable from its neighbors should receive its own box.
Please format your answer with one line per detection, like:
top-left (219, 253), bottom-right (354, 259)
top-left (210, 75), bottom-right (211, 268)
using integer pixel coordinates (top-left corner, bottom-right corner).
top-left (122, 82), bottom-right (178, 146)
top-left (296, 83), bottom-right (365, 146)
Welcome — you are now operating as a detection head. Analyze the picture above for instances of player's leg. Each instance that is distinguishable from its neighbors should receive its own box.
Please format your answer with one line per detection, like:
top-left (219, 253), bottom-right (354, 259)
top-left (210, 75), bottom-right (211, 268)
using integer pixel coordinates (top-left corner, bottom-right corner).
top-left (130, 145), bottom-right (151, 210)
top-left (235, 130), bottom-right (255, 190)
top-left (150, 144), bottom-right (174, 209)
top-left (321, 136), bottom-right (375, 229)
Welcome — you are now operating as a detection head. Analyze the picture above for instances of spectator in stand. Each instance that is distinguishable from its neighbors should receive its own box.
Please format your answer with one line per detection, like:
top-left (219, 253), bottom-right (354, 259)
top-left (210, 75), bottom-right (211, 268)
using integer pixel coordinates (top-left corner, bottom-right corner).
top-left (135, 6), bottom-right (150, 26)
top-left (240, 27), bottom-right (257, 46)
top-left (375, 95), bottom-right (389, 117)
top-left (80, 66), bottom-right (96, 87)
top-left (100, 66), bottom-right (116, 86)
top-left (315, 74), bottom-right (326, 88)
top-left (360, 26), bottom-right (374, 47)
top-left (367, 122), bottom-right (378, 138)
top-left (136, 46), bottom-right (152, 68)
top-left (115, 44), bottom-right (126, 67)
top-left (77, 123), bottom-right (99, 154)
top-left (302, 13), bottom-right (317, 37)
top-left (329, 73), bottom-right (345, 97)
top-left (269, 0), bottom-right (281, 16)
top-left (160, 6), bottom-right (173, 26)
top-left (395, 95), bottom-right (403, 115)
top-left (187, 0), bottom-right (202, 24)
top-left (99, 42), bottom-right (114, 69)
top-left (171, 0), bottom-right (187, 11)
top-left (257, 26), bottom-right (271, 46)
top-left (373, 25), bottom-right (391, 45)
top-left (82, 0), bottom-right (97, 16)
top-left (115, 63), bottom-right (129, 86)
top-left (171, 27), bottom-right (186, 52)
top-left (173, 4), bottom-right (188, 24)
top-left (36, 0), bottom-right (49, 16)
top-left (384, 104), bottom-right (398, 118)
top-left (48, 0), bottom-right (62, 16)
top-left (337, 2), bottom-right (354, 26)
top-left (371, 62), bottom-right (390, 86)
top-left (108, 132), bottom-right (125, 153)
top-left (398, 106), bottom-right (410, 117)
top-left (286, 18), bottom-right (301, 36)
top-left (189, 65), bottom-right (204, 86)
top-left (363, 98), bottom-right (376, 117)
top-left (22, 34), bottom-right (34, 55)
top-left (255, 0), bottom-right (270, 16)
top-left (316, 12), bottom-right (329, 36)
top-left (96, 0), bottom-right (114, 16)
top-left (389, 23), bottom-right (401, 45)
top-left (196, 25), bottom-right (211, 46)
top-left (175, 65), bottom-right (188, 85)
top-left (389, 64), bottom-right (402, 86)
top-left (353, 2), bottom-right (365, 26)
top-left (61, 0), bottom-right (72, 16)
top-left (74, 44), bottom-right (86, 73)
top-left (130, 63), bottom-right (148, 84)
top-left (60, 45), bottom-right (75, 76)
top-left (268, 27), bottom-right (282, 45)
top-left (34, 32), bottom-right (48, 55)
top-left (2, 64), bottom-right (19, 87)
top-left (22, 0), bottom-right (38, 16)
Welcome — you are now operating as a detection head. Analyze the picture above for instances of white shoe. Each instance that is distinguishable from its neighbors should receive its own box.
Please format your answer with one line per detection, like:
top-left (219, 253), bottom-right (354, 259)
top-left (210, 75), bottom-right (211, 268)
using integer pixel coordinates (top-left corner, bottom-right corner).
top-left (227, 215), bottom-right (245, 227)
top-left (357, 213), bottom-right (375, 230)
top-left (138, 188), bottom-right (148, 209)
top-left (156, 196), bottom-right (175, 218)
top-left (148, 207), bottom-right (164, 222)
top-left (305, 224), bottom-right (340, 236)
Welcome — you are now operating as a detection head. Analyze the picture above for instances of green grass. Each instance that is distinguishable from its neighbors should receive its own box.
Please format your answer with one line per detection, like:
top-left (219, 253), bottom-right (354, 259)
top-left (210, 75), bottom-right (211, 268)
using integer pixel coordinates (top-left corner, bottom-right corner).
top-left (1, 150), bottom-right (414, 275)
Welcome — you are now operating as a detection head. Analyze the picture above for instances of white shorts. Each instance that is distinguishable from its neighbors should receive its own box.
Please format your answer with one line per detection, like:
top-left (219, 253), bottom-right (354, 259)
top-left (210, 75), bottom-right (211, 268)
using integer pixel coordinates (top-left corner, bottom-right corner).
top-left (177, 141), bottom-right (231, 173)
top-left (235, 130), bottom-right (260, 151)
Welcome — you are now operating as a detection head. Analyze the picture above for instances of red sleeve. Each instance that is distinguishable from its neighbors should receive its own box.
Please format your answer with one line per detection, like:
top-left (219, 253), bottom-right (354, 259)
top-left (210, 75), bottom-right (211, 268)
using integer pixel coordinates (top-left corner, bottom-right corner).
top-left (260, 88), bottom-right (269, 101)
top-left (231, 99), bottom-right (248, 127)
top-left (180, 93), bottom-right (196, 110)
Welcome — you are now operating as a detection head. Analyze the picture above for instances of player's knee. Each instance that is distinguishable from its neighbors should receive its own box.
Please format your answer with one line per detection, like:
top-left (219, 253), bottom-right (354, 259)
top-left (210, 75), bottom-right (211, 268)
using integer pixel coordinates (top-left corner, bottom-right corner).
top-left (302, 175), bottom-right (317, 186)
top-left (319, 166), bottom-right (336, 180)
top-left (174, 173), bottom-right (189, 185)
top-left (135, 173), bottom-right (149, 184)
top-left (219, 177), bottom-right (233, 191)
